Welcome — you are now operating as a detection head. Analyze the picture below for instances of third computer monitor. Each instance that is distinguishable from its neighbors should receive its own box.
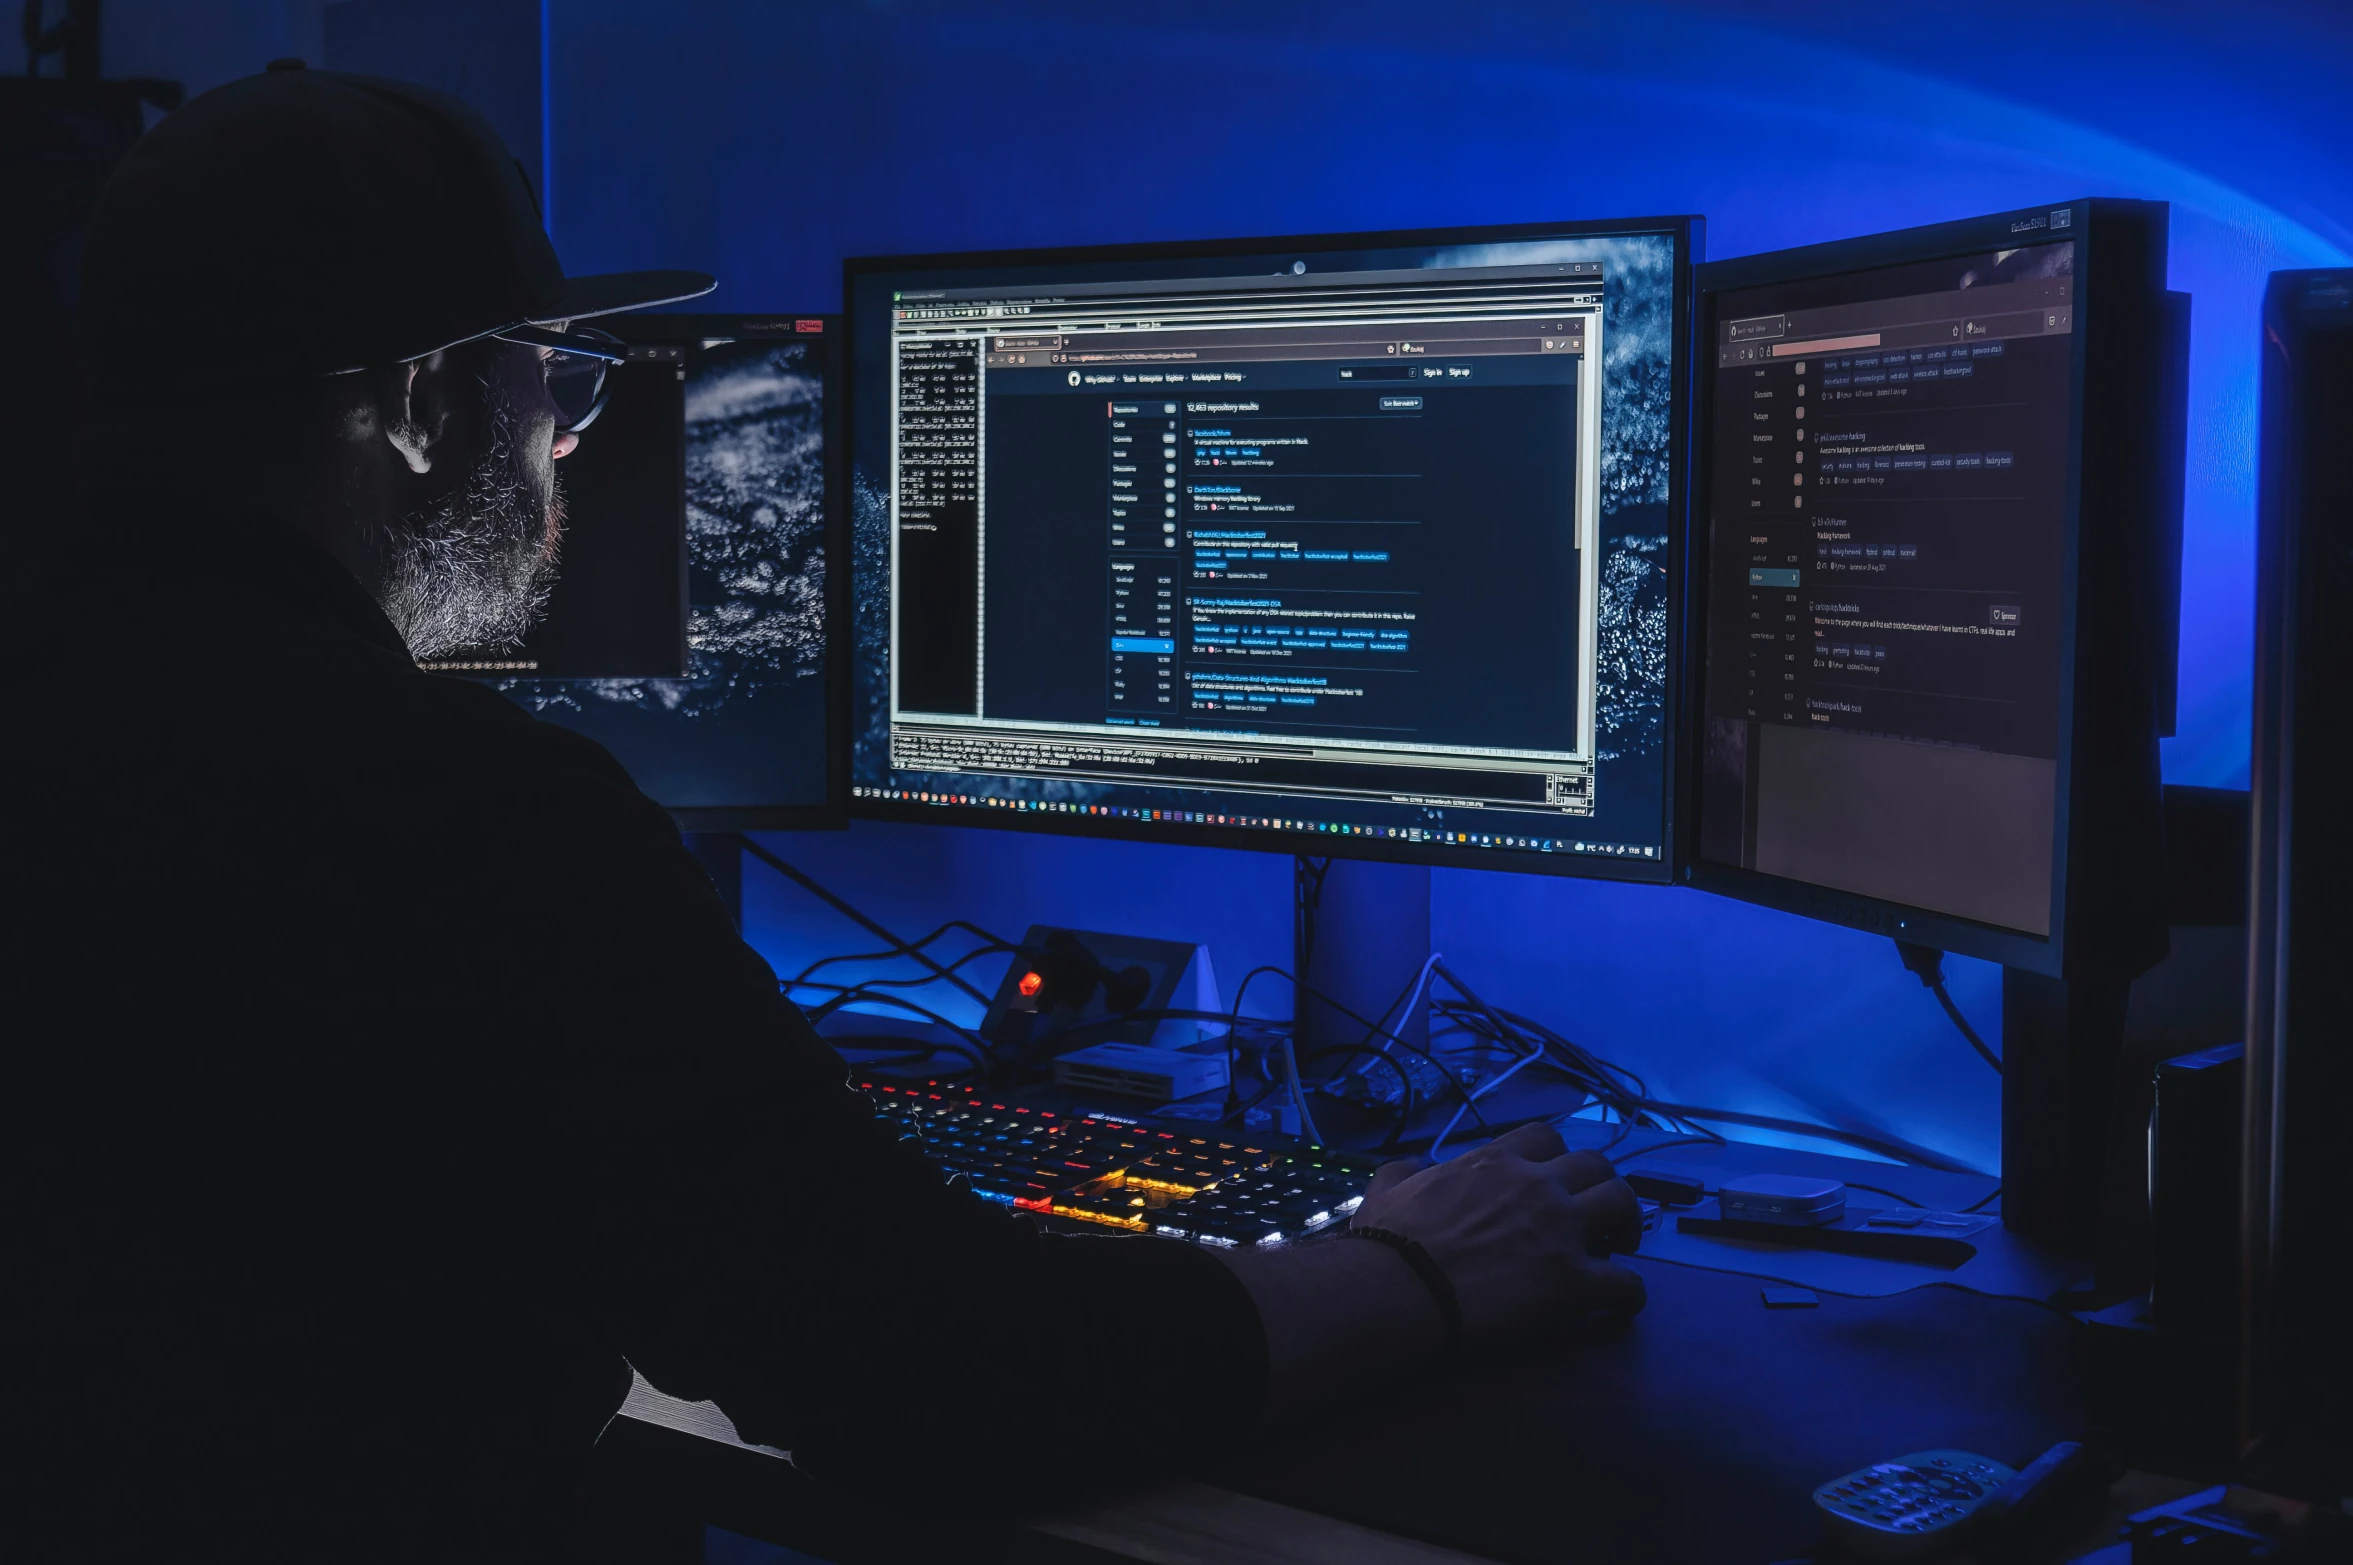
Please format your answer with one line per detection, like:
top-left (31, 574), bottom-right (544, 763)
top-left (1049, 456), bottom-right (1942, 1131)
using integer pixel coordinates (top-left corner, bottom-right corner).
top-left (1687, 199), bottom-right (2175, 976)
top-left (845, 217), bottom-right (1698, 879)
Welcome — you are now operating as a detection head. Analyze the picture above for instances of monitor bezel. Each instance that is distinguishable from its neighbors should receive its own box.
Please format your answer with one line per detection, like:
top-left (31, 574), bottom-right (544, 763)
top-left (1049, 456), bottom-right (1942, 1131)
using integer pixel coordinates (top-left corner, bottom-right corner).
top-left (593, 311), bottom-right (852, 833)
top-left (1678, 199), bottom-right (2171, 977)
top-left (843, 215), bottom-right (1701, 884)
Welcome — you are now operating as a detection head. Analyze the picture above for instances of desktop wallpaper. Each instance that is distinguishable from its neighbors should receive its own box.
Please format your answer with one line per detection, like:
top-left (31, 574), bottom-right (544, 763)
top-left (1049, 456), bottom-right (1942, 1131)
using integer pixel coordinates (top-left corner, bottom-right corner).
top-left (1430, 234), bottom-right (1677, 766)
top-left (497, 336), bottom-right (830, 810)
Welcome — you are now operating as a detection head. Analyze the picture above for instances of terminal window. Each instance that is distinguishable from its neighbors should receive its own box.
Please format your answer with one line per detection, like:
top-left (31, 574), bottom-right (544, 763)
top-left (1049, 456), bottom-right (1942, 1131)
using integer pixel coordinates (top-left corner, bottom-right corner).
top-left (879, 261), bottom-right (1617, 833)
top-left (1697, 239), bottom-right (2078, 932)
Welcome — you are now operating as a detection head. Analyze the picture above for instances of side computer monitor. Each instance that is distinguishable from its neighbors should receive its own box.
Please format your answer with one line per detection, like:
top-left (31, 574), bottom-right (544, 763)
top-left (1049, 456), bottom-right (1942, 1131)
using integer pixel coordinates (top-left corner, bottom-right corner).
top-left (844, 218), bottom-right (1699, 879)
top-left (1685, 200), bottom-right (2175, 976)
top-left (435, 313), bottom-right (849, 829)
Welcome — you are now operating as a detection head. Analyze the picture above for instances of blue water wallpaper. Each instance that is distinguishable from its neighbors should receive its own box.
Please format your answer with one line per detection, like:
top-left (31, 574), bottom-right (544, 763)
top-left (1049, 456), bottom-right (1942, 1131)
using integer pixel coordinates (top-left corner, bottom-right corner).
top-left (497, 337), bottom-right (830, 811)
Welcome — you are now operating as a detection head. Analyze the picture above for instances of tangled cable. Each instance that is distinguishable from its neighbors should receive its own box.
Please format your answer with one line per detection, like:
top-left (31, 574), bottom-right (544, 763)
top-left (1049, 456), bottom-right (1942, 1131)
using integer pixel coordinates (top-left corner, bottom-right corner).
top-left (734, 837), bottom-right (1973, 1172)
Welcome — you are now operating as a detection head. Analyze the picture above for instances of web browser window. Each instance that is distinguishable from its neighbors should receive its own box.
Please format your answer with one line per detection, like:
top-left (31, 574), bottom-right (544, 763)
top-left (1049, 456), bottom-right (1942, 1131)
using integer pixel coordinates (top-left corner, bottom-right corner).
top-left (851, 229), bottom-right (1684, 869)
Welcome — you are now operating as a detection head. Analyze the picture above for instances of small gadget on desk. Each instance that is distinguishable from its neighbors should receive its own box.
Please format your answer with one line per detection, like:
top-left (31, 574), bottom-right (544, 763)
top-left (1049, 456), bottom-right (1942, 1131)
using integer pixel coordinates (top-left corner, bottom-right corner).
top-left (1719, 1173), bottom-right (1846, 1226)
top-left (1676, 1177), bottom-right (1991, 1268)
top-left (1814, 1450), bottom-right (2017, 1559)
top-left (1052, 1040), bottom-right (1228, 1102)
top-left (983, 927), bottom-right (1219, 1058)
top-left (983, 926), bottom-right (1234, 1100)
top-left (1623, 1166), bottom-right (1706, 1206)
top-left (1814, 1438), bottom-right (2120, 1561)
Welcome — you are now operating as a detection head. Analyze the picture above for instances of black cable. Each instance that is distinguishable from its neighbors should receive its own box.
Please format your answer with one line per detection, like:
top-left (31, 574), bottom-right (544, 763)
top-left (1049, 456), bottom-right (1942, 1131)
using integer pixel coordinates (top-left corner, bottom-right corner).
top-left (1207, 964), bottom-right (1491, 1137)
top-left (816, 986), bottom-right (1295, 1076)
top-left (1437, 977), bottom-right (1596, 1099)
top-left (1395, 1109), bottom-right (1571, 1156)
top-left (1324, 953), bottom-right (1547, 1145)
top-left (1278, 968), bottom-right (1961, 1174)
top-left (1962, 1184), bottom-right (2003, 1214)
top-left (1332, 1024), bottom-right (1483, 1142)
top-left (1293, 855), bottom-right (1333, 977)
top-left (1271, 968), bottom-right (1410, 1058)
top-left (1285, 864), bottom-right (1336, 1139)
top-left (791, 920), bottom-right (1015, 988)
top-left (1435, 1024), bottom-right (1617, 1132)
top-left (1633, 1099), bottom-right (1978, 1173)
top-left (789, 921), bottom-right (992, 984)
top-left (785, 981), bottom-right (992, 1064)
top-left (1028, 1004), bottom-right (1293, 1046)
top-left (1437, 992), bottom-right (1655, 1109)
top-left (1931, 981), bottom-right (2003, 1075)
top-left (831, 1043), bottom-right (977, 1071)
top-left (1896, 939), bottom-right (2002, 1075)
top-left (735, 825), bottom-right (1979, 1160)
top-left (1292, 1044), bottom-right (1425, 1146)
top-left (795, 995), bottom-right (989, 1060)
top-left (1623, 1252), bottom-right (2091, 1326)
top-left (1427, 992), bottom-right (1711, 1146)
top-left (1216, 1077), bottom-right (1293, 1128)
top-left (1604, 1134), bottom-right (1726, 1161)
top-left (1841, 1182), bottom-right (1926, 1208)
top-left (1221, 964), bottom-right (1287, 1052)
top-left (733, 834), bottom-right (1000, 1010)
top-left (1356, 957), bottom-right (1435, 1060)
top-left (775, 878), bottom-right (1971, 1175)
top-left (1311, 956), bottom-right (1432, 1138)
top-left (841, 942), bottom-right (1020, 990)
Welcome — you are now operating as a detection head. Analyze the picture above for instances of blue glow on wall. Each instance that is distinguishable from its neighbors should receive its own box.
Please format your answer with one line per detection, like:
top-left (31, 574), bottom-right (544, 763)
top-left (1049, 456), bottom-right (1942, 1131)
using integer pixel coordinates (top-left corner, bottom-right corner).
top-left (544, 0), bottom-right (2353, 1172)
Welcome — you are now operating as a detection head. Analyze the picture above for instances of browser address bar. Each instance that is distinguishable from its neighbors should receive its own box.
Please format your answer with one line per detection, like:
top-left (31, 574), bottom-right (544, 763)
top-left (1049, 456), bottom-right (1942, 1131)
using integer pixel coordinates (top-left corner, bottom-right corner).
top-left (1771, 332), bottom-right (1881, 357)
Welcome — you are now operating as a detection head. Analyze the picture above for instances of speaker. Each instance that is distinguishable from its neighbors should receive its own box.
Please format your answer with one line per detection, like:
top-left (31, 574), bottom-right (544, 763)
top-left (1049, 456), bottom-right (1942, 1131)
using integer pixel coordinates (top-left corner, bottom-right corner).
top-left (2245, 268), bottom-right (2353, 1456)
top-left (2149, 1043), bottom-right (2241, 1335)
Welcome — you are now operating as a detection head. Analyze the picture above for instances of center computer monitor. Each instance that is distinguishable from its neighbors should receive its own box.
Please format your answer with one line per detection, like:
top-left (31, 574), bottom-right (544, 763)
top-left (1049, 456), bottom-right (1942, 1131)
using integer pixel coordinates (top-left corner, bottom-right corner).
top-left (1684, 200), bottom-right (2176, 976)
top-left (844, 217), bottom-right (1698, 878)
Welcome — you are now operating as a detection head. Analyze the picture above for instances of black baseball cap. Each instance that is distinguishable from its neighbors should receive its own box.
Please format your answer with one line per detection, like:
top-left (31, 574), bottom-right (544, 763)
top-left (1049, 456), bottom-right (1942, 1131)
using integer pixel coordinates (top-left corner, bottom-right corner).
top-left (81, 61), bottom-right (714, 404)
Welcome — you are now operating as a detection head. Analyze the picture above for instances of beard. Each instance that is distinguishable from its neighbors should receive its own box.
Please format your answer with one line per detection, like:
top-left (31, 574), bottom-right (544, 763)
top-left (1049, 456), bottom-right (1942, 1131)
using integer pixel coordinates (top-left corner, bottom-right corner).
top-left (378, 377), bottom-right (565, 662)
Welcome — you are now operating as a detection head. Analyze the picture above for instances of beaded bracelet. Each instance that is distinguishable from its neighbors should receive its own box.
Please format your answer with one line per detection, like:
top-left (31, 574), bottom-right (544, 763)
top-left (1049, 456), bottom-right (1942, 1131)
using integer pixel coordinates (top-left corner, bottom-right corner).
top-left (1341, 1225), bottom-right (1465, 1355)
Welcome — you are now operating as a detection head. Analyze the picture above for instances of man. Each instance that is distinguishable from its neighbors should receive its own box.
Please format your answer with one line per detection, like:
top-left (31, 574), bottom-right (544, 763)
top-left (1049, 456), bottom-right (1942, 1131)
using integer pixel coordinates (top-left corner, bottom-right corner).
top-left (2, 66), bottom-right (1645, 1561)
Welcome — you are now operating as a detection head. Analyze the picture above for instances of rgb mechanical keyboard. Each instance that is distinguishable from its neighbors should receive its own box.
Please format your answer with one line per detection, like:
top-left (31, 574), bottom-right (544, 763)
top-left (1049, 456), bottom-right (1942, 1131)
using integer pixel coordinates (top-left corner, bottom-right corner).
top-left (861, 1079), bottom-right (1377, 1248)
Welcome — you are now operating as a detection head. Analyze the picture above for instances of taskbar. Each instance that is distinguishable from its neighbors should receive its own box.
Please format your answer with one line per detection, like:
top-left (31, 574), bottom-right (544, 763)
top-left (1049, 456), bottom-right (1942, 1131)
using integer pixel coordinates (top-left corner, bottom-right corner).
top-left (852, 785), bottom-right (1663, 861)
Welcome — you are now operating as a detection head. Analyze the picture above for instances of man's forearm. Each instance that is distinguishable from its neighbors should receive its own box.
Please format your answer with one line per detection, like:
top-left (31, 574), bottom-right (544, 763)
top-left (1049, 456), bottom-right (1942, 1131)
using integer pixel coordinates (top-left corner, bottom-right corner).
top-left (1219, 1237), bottom-right (1449, 1428)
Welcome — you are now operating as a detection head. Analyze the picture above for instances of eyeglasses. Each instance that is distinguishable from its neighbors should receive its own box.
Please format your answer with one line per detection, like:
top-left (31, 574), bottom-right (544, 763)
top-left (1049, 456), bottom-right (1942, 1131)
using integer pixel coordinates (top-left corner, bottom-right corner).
top-left (494, 323), bottom-right (625, 434)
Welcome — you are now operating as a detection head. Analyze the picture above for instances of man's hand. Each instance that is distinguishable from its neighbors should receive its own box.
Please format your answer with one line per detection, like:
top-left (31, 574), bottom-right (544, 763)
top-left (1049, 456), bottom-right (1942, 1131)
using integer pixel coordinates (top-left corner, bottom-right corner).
top-left (1351, 1123), bottom-right (1646, 1343)
top-left (1220, 1123), bottom-right (1646, 1426)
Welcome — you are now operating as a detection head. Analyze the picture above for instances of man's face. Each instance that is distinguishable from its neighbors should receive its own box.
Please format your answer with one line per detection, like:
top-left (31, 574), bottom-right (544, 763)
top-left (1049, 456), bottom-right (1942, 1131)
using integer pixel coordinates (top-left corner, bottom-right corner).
top-left (496, 334), bottom-right (586, 559)
top-left (376, 337), bottom-right (580, 661)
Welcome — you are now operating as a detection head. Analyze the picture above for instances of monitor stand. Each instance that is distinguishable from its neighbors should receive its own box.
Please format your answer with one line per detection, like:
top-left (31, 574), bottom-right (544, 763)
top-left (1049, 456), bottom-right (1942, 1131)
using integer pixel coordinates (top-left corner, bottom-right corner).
top-left (2002, 969), bottom-right (2132, 1254)
top-left (1294, 857), bottom-right (1430, 1061)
